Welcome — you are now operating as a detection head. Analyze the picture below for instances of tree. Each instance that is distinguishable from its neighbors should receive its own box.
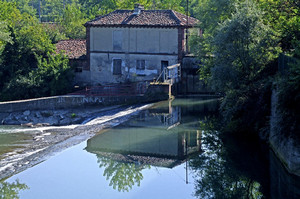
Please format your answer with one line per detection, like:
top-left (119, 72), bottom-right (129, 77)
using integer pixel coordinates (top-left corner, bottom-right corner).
top-left (29, 52), bottom-right (74, 97)
top-left (257, 0), bottom-right (300, 52)
top-left (0, 21), bottom-right (12, 45)
top-left (1, 52), bottom-right (74, 101)
top-left (189, 0), bottom-right (238, 82)
top-left (58, 3), bottom-right (86, 39)
top-left (210, 1), bottom-right (279, 92)
top-left (0, 180), bottom-right (29, 199)
top-left (194, 0), bottom-right (280, 133)
top-left (9, 0), bottom-right (36, 16)
top-left (276, 41), bottom-right (300, 138)
top-left (79, 0), bottom-right (118, 18)
top-left (97, 155), bottom-right (149, 192)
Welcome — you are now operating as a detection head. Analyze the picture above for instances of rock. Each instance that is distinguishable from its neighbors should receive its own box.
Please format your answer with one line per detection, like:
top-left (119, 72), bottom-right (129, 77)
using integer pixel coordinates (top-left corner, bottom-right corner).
top-left (41, 111), bottom-right (53, 117)
top-left (23, 110), bottom-right (30, 116)
top-left (35, 112), bottom-right (41, 118)
top-left (21, 123), bottom-right (33, 127)
top-left (34, 123), bottom-right (50, 127)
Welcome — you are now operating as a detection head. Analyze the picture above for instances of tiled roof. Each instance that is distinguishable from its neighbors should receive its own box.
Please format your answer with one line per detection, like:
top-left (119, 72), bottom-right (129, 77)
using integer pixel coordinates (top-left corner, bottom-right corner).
top-left (85, 10), bottom-right (199, 27)
top-left (55, 39), bottom-right (86, 59)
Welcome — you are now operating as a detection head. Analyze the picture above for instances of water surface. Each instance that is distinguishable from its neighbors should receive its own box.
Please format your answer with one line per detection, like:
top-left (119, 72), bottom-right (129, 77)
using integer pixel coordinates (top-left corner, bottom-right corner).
top-left (3, 97), bottom-right (300, 199)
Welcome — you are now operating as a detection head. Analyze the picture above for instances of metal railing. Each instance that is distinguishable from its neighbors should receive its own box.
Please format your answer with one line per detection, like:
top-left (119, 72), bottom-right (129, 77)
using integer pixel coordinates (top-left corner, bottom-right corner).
top-left (154, 64), bottom-right (181, 84)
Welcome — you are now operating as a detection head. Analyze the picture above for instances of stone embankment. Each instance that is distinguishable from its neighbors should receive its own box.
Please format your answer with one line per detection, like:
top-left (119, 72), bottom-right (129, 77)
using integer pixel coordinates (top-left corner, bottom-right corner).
top-left (0, 105), bottom-right (121, 126)
top-left (270, 90), bottom-right (300, 177)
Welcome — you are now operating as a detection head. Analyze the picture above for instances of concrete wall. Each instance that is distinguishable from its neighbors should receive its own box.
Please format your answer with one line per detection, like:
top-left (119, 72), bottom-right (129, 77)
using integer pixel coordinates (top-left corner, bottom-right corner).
top-left (0, 95), bottom-right (143, 113)
top-left (0, 84), bottom-right (170, 113)
top-left (269, 149), bottom-right (300, 198)
top-left (89, 27), bottom-right (179, 85)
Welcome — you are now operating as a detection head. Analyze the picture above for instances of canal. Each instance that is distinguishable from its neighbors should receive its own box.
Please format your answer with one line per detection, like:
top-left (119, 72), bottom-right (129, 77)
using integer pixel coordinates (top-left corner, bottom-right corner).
top-left (1, 97), bottom-right (300, 198)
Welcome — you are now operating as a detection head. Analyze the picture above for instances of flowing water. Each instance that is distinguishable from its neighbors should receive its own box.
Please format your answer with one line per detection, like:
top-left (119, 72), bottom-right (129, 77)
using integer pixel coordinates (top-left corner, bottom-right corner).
top-left (1, 97), bottom-right (300, 199)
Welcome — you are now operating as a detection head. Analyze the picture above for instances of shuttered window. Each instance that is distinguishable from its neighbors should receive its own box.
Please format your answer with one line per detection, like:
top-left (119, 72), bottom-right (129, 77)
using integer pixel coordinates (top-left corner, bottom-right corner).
top-left (113, 59), bottom-right (122, 75)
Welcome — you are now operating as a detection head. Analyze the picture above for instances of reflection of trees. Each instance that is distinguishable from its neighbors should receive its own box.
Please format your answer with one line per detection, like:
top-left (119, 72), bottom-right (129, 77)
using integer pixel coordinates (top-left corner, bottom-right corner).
top-left (188, 118), bottom-right (265, 199)
top-left (0, 180), bottom-right (29, 199)
top-left (97, 155), bottom-right (150, 192)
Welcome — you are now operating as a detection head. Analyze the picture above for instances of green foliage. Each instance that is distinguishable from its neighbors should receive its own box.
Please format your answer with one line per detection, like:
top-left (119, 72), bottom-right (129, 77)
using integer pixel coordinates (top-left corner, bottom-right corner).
top-left (0, 21), bottom-right (12, 45)
top-left (97, 155), bottom-right (149, 192)
top-left (192, 0), bottom-right (281, 134)
top-left (190, 0), bottom-right (238, 82)
top-left (58, 3), bottom-right (86, 39)
top-left (9, 0), bottom-right (36, 16)
top-left (0, 29), bottom-right (35, 92)
top-left (257, 0), bottom-right (300, 51)
top-left (0, 180), bottom-right (29, 199)
top-left (0, 52), bottom-right (74, 101)
top-left (34, 52), bottom-right (74, 96)
top-left (42, 23), bottom-right (67, 43)
top-left (0, 1), bottom-right (75, 101)
top-left (210, 1), bottom-right (279, 91)
top-left (276, 42), bottom-right (300, 137)
top-left (191, 0), bottom-right (236, 35)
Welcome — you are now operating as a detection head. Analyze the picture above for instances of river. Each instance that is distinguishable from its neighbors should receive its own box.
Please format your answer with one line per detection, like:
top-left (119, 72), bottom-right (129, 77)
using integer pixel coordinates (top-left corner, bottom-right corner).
top-left (1, 97), bottom-right (300, 198)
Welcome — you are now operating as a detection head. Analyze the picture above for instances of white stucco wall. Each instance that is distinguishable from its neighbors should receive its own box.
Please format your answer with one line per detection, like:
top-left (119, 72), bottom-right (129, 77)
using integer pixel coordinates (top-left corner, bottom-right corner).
top-left (89, 27), bottom-right (179, 85)
top-left (90, 27), bottom-right (178, 54)
top-left (90, 52), bottom-right (178, 85)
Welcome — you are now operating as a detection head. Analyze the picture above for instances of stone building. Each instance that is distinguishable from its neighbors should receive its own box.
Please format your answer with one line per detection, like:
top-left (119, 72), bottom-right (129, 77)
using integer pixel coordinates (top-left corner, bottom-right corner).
top-left (83, 4), bottom-right (199, 85)
top-left (55, 39), bottom-right (89, 85)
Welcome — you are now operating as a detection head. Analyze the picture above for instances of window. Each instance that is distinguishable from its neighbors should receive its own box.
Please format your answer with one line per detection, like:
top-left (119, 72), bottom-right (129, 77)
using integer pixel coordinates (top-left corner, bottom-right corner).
top-left (161, 61), bottom-right (168, 71)
top-left (113, 59), bottom-right (122, 75)
top-left (136, 60), bottom-right (145, 70)
top-left (113, 30), bottom-right (123, 51)
top-left (136, 60), bottom-right (145, 75)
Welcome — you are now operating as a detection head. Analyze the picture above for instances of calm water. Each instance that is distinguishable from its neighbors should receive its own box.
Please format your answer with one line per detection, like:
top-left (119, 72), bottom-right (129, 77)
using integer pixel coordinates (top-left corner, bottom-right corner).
top-left (2, 98), bottom-right (300, 199)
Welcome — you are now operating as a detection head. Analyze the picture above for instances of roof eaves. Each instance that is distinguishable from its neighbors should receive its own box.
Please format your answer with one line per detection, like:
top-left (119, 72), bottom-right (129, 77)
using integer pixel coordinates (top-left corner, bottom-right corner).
top-left (85, 23), bottom-right (195, 28)
top-left (170, 10), bottom-right (184, 26)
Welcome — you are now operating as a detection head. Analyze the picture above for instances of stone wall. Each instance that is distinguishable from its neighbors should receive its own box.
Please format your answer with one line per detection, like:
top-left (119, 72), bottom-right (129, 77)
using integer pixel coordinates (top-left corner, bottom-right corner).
top-left (270, 89), bottom-right (300, 177)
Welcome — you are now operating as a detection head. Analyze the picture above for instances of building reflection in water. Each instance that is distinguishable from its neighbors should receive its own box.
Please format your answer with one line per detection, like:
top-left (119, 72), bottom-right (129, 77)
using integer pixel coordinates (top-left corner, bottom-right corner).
top-left (86, 100), bottom-right (204, 168)
top-left (85, 98), bottom-right (219, 192)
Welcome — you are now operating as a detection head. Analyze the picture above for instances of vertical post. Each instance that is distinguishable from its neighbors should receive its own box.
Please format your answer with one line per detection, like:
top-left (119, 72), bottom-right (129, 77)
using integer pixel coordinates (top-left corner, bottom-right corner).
top-left (169, 83), bottom-right (172, 99)
top-left (38, 0), bottom-right (41, 22)
top-left (86, 26), bottom-right (91, 71)
top-left (185, 0), bottom-right (189, 54)
top-left (185, 132), bottom-right (188, 184)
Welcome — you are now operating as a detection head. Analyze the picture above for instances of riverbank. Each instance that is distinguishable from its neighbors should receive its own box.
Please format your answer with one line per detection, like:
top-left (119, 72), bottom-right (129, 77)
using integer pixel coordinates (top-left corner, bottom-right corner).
top-left (0, 104), bottom-right (152, 180)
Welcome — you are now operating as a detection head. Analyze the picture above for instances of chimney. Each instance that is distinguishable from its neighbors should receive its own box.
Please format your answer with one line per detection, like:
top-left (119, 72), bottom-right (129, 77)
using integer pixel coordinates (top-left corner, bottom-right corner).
top-left (133, 4), bottom-right (144, 15)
